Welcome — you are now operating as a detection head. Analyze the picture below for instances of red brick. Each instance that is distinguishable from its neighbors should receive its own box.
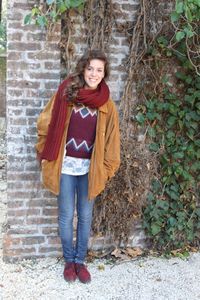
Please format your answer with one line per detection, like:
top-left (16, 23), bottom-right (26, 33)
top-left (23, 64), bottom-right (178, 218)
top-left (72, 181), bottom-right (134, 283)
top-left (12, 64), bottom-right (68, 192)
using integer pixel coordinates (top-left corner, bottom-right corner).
top-left (7, 61), bottom-right (41, 70)
top-left (7, 208), bottom-right (41, 217)
top-left (39, 246), bottom-right (62, 253)
top-left (45, 80), bottom-right (59, 90)
top-left (42, 227), bottom-right (59, 235)
top-left (7, 89), bottom-right (23, 97)
top-left (7, 80), bottom-right (40, 89)
top-left (31, 72), bottom-right (59, 80)
top-left (47, 236), bottom-right (61, 245)
top-left (44, 62), bottom-right (61, 71)
top-left (43, 208), bottom-right (58, 216)
top-left (6, 218), bottom-right (25, 226)
top-left (7, 228), bottom-right (39, 235)
top-left (7, 200), bottom-right (24, 208)
top-left (8, 42), bottom-right (41, 51)
top-left (7, 11), bottom-right (23, 20)
top-left (3, 247), bottom-right (36, 256)
top-left (7, 52), bottom-right (22, 60)
top-left (13, 2), bottom-right (35, 10)
top-left (20, 236), bottom-right (45, 245)
top-left (26, 32), bottom-right (46, 42)
top-left (7, 172), bottom-right (39, 181)
top-left (7, 32), bottom-right (23, 41)
top-left (26, 217), bottom-right (58, 225)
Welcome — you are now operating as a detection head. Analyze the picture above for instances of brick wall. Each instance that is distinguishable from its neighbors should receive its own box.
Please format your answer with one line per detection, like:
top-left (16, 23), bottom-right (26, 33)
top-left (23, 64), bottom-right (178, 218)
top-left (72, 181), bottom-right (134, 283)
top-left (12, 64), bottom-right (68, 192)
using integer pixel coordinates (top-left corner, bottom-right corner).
top-left (0, 55), bottom-right (6, 117)
top-left (4, 0), bottom-right (145, 261)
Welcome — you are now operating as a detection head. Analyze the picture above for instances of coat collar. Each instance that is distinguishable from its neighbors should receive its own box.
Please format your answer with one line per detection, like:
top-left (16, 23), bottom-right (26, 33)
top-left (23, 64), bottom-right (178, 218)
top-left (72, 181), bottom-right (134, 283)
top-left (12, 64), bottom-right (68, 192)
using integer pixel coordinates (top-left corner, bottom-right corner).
top-left (98, 99), bottom-right (110, 113)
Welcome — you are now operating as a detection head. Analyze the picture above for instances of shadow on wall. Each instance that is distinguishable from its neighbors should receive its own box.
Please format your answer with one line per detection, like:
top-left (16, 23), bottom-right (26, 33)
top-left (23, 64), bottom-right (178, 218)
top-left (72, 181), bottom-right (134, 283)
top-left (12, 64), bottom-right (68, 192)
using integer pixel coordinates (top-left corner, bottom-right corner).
top-left (0, 55), bottom-right (6, 118)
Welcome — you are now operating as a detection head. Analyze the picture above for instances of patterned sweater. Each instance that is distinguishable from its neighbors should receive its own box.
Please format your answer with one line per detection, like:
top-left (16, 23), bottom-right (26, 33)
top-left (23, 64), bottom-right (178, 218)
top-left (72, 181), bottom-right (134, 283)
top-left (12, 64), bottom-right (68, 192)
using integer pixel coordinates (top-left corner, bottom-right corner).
top-left (65, 105), bottom-right (97, 159)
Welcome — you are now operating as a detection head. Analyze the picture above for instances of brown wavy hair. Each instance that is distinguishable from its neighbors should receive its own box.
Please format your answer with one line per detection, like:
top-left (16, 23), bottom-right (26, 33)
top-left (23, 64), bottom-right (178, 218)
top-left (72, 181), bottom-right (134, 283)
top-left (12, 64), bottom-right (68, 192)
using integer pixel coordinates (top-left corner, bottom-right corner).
top-left (66, 49), bottom-right (110, 102)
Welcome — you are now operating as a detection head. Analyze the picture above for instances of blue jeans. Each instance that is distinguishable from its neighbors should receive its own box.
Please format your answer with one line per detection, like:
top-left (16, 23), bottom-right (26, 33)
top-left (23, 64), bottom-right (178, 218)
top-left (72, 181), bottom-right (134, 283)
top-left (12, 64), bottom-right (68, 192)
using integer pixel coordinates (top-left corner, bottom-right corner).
top-left (57, 173), bottom-right (94, 264)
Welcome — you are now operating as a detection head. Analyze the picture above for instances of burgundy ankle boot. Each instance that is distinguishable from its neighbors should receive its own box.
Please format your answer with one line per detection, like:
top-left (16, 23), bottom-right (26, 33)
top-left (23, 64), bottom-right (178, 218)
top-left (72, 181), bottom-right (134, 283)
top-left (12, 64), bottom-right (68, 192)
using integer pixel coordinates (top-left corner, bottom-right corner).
top-left (75, 263), bottom-right (91, 284)
top-left (63, 262), bottom-right (77, 282)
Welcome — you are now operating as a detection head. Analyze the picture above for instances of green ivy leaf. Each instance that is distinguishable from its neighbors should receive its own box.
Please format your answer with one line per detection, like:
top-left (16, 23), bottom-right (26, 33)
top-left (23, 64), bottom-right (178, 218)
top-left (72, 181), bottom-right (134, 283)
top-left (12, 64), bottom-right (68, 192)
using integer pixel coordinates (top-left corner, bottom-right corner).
top-left (176, 31), bottom-right (185, 42)
top-left (195, 102), bottom-right (200, 110)
top-left (156, 200), bottom-right (169, 211)
top-left (151, 223), bottom-right (162, 235)
top-left (173, 152), bottom-right (185, 159)
top-left (196, 149), bottom-right (200, 159)
top-left (168, 217), bottom-right (177, 226)
top-left (171, 11), bottom-right (180, 22)
top-left (59, 3), bottom-right (67, 13)
top-left (157, 36), bottom-right (169, 47)
top-left (166, 130), bottom-right (175, 139)
top-left (166, 189), bottom-right (180, 200)
top-left (24, 13), bottom-right (32, 25)
top-left (175, 71), bottom-right (187, 81)
top-left (186, 129), bottom-right (195, 140)
top-left (36, 15), bottom-right (47, 28)
top-left (194, 139), bottom-right (200, 147)
top-left (135, 113), bottom-right (145, 124)
top-left (149, 143), bottom-right (160, 152)
top-left (175, 2), bottom-right (184, 14)
top-left (185, 75), bottom-right (193, 84)
top-left (69, 0), bottom-right (84, 8)
top-left (191, 161), bottom-right (200, 171)
top-left (184, 26), bottom-right (194, 38)
top-left (31, 7), bottom-right (40, 16)
top-left (185, 5), bottom-right (193, 22)
top-left (147, 192), bottom-right (155, 201)
top-left (167, 116), bottom-right (176, 127)
top-left (148, 127), bottom-right (156, 138)
top-left (184, 94), bottom-right (195, 105)
top-left (194, 91), bottom-right (200, 100)
top-left (152, 179), bottom-right (162, 193)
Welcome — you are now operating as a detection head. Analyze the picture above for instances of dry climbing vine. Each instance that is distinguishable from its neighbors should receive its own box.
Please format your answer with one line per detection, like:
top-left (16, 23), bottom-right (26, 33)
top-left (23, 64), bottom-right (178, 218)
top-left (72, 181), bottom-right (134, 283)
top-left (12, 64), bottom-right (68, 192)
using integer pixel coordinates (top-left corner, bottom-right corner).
top-left (83, 0), bottom-right (114, 52)
top-left (91, 1), bottom-right (154, 245)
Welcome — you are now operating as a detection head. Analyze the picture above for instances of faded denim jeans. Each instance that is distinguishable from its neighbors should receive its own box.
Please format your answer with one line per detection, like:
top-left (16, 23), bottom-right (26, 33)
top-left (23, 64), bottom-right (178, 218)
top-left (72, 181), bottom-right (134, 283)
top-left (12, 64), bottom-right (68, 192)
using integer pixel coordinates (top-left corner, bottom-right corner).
top-left (57, 173), bottom-right (94, 264)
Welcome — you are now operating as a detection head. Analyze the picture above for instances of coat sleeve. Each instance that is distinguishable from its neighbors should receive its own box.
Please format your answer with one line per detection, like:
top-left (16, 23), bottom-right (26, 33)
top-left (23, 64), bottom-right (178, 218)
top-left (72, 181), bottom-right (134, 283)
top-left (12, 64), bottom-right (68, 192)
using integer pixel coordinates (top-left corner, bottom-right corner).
top-left (35, 94), bottom-right (56, 157)
top-left (103, 101), bottom-right (121, 180)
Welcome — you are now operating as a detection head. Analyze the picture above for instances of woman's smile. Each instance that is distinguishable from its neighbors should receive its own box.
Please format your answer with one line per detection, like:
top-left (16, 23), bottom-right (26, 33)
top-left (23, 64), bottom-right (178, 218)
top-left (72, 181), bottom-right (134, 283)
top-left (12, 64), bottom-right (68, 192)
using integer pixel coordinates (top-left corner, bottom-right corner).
top-left (84, 59), bottom-right (105, 89)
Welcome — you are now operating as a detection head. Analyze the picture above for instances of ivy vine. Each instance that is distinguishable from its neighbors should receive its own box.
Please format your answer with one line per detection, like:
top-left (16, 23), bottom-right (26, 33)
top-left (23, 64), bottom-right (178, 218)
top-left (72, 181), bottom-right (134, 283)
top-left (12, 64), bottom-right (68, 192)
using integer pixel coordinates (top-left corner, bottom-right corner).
top-left (136, 0), bottom-right (200, 251)
top-left (0, 4), bottom-right (6, 54)
top-left (24, 0), bottom-right (85, 29)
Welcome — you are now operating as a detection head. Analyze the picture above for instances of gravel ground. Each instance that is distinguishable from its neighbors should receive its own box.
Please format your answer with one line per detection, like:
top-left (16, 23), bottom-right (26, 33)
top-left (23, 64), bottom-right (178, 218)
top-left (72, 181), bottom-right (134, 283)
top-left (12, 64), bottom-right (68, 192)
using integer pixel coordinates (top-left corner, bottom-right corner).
top-left (1, 251), bottom-right (200, 300)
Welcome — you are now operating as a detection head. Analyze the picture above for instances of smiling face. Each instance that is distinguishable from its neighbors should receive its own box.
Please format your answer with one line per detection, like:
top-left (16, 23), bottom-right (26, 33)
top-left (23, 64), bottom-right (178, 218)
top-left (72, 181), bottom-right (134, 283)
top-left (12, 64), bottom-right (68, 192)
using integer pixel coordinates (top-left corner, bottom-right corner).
top-left (83, 59), bottom-right (105, 90)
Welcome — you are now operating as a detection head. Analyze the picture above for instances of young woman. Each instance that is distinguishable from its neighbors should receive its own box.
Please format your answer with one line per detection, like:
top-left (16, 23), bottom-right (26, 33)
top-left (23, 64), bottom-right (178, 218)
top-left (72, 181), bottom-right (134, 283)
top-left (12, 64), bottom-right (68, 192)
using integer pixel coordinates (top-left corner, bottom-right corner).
top-left (36, 49), bottom-right (120, 284)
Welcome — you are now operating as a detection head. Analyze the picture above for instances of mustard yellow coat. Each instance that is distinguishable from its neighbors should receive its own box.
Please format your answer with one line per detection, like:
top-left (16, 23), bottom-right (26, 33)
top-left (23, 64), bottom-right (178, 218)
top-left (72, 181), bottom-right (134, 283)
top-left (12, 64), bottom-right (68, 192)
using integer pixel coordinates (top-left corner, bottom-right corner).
top-left (35, 94), bottom-right (120, 200)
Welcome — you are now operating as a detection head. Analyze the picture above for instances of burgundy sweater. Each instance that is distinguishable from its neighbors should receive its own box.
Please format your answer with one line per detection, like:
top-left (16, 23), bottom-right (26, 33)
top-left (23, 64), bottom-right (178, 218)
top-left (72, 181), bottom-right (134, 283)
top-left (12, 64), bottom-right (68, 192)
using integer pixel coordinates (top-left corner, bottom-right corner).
top-left (65, 106), bottom-right (97, 159)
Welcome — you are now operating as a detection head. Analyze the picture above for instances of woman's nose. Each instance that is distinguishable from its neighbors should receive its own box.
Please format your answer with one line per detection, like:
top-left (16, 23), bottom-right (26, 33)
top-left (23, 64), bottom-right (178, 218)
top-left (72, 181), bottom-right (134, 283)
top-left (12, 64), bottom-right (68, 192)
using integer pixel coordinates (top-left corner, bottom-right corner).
top-left (91, 69), bottom-right (97, 76)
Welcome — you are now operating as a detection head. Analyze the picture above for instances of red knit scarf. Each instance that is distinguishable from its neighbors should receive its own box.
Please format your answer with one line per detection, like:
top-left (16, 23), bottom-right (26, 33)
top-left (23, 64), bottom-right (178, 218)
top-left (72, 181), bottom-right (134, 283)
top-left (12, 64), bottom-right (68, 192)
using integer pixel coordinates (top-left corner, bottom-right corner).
top-left (41, 78), bottom-right (110, 161)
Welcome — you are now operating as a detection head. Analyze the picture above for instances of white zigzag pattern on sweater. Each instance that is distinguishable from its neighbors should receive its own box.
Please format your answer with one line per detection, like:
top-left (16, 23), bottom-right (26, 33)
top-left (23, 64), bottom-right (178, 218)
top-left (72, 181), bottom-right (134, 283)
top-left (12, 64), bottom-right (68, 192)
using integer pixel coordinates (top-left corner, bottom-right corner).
top-left (73, 106), bottom-right (97, 118)
top-left (66, 138), bottom-right (93, 152)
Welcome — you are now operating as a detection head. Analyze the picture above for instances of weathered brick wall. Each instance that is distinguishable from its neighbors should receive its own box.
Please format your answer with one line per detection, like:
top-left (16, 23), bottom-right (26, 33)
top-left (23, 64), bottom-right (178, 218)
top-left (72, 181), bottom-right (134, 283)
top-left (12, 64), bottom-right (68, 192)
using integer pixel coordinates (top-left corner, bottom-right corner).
top-left (4, 0), bottom-right (61, 261)
top-left (4, 0), bottom-right (145, 261)
top-left (0, 55), bottom-right (6, 117)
